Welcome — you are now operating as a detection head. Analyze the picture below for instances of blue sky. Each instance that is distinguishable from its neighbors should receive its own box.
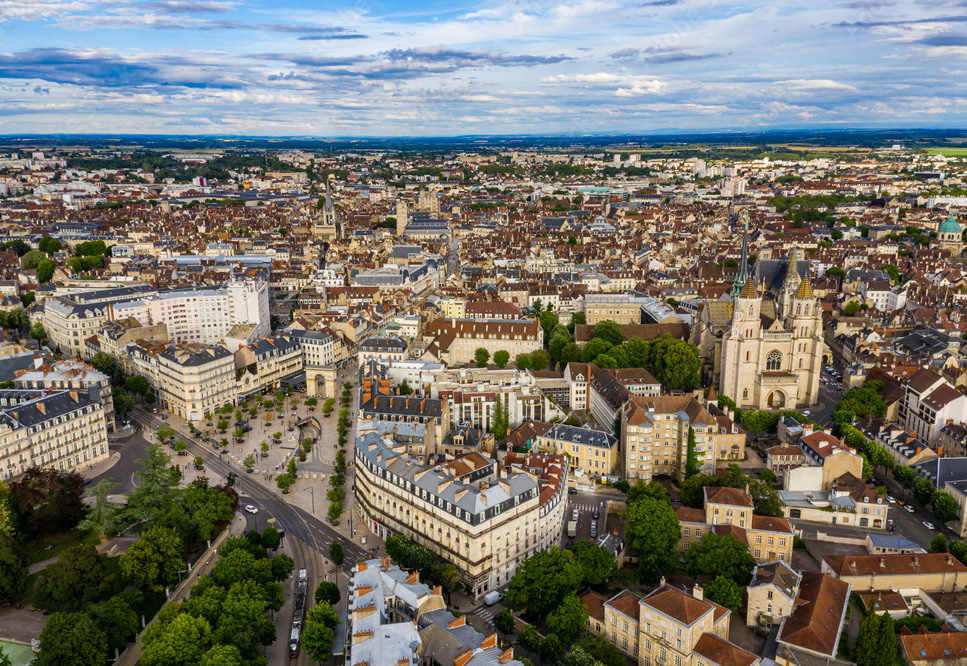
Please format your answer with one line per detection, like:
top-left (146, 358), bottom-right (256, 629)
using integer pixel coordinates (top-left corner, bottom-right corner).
top-left (0, 0), bottom-right (964, 136)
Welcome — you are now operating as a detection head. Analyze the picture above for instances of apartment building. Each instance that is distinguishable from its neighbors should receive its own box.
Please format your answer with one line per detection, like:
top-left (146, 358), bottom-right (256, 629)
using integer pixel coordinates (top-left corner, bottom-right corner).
top-left (15, 359), bottom-right (116, 431)
top-left (234, 334), bottom-right (303, 399)
top-left (942, 480), bottom-right (967, 537)
top-left (534, 422), bottom-right (619, 478)
top-left (157, 344), bottom-right (236, 422)
top-left (581, 582), bottom-right (759, 666)
top-left (283, 328), bottom-right (336, 369)
top-left (421, 318), bottom-right (543, 366)
top-left (822, 553), bottom-right (967, 593)
top-left (45, 295), bottom-right (151, 359)
top-left (147, 277), bottom-right (270, 346)
top-left (676, 486), bottom-right (795, 563)
top-left (345, 557), bottom-right (523, 666)
top-left (622, 395), bottom-right (745, 482)
top-left (746, 560), bottom-right (802, 629)
top-left (899, 368), bottom-right (967, 443)
top-left (584, 293), bottom-right (646, 325)
top-left (354, 430), bottom-right (566, 598)
top-left (95, 318), bottom-right (168, 360)
top-left (357, 334), bottom-right (408, 369)
top-left (359, 376), bottom-right (451, 444)
top-left (0, 388), bottom-right (109, 480)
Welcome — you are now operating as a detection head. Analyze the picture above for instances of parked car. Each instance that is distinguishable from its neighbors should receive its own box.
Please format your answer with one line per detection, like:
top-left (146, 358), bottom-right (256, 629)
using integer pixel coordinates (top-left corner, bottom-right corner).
top-left (923, 521), bottom-right (936, 530)
top-left (593, 509), bottom-right (600, 519)
top-left (244, 505), bottom-right (258, 514)
top-left (904, 505), bottom-right (915, 513)
top-left (887, 495), bottom-right (896, 504)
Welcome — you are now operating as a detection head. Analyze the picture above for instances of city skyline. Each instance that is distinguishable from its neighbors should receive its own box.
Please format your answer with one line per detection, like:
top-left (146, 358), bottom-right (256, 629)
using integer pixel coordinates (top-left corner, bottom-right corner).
top-left (0, 0), bottom-right (966, 136)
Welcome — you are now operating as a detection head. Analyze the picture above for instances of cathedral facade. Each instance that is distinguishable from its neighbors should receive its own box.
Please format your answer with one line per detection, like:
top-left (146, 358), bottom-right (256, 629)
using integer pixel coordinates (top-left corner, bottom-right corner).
top-left (695, 223), bottom-right (824, 411)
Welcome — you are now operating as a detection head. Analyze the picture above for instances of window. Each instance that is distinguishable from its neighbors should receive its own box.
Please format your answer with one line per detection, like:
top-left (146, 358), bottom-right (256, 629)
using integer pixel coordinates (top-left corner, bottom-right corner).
top-left (766, 350), bottom-right (782, 371)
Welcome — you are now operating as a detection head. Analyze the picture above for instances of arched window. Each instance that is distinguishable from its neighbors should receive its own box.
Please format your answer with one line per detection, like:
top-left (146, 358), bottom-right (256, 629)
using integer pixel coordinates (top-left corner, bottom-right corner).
top-left (766, 350), bottom-right (782, 371)
top-left (743, 388), bottom-right (749, 399)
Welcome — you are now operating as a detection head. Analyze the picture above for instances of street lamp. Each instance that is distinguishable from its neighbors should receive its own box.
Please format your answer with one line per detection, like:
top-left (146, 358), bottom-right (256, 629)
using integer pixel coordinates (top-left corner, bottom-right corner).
top-left (310, 485), bottom-right (315, 514)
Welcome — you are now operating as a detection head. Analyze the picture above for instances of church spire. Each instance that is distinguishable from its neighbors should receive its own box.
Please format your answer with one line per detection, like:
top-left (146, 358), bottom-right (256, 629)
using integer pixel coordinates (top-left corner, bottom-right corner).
top-left (783, 249), bottom-right (801, 293)
top-left (731, 213), bottom-right (751, 299)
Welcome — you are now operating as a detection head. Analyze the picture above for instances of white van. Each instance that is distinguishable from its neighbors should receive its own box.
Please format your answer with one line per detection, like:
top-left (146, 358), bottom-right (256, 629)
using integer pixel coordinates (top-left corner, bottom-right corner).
top-left (484, 591), bottom-right (503, 606)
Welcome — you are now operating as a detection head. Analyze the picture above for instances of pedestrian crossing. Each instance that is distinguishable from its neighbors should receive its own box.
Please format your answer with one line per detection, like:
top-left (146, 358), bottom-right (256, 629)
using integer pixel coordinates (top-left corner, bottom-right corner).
top-left (470, 605), bottom-right (501, 622)
top-left (570, 503), bottom-right (604, 513)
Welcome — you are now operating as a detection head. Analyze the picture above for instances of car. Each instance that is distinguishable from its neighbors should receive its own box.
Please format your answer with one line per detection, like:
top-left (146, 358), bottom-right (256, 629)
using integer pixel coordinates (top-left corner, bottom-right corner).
top-left (568, 488), bottom-right (577, 495)
top-left (244, 505), bottom-right (258, 514)
top-left (923, 521), bottom-right (936, 530)
top-left (802, 410), bottom-right (811, 417)
top-left (220, 448), bottom-right (229, 453)
top-left (887, 495), bottom-right (896, 504)
top-left (593, 509), bottom-right (600, 519)
top-left (904, 505), bottom-right (915, 513)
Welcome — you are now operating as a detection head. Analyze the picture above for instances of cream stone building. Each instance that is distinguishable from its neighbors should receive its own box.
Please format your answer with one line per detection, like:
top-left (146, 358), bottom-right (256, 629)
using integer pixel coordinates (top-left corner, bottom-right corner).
top-left (157, 344), bottom-right (237, 422)
top-left (15, 359), bottom-right (116, 431)
top-left (353, 430), bottom-right (567, 599)
top-left (421, 318), bottom-right (543, 366)
top-left (0, 388), bottom-right (109, 480)
top-left (822, 553), bottom-right (967, 593)
top-left (621, 395), bottom-right (746, 482)
top-left (581, 582), bottom-right (760, 666)
top-left (695, 224), bottom-right (825, 411)
top-left (746, 560), bottom-right (802, 629)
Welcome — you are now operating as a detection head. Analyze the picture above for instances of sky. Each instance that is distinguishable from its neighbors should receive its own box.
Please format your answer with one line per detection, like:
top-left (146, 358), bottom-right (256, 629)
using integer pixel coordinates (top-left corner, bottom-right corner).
top-left (0, 0), bottom-right (965, 136)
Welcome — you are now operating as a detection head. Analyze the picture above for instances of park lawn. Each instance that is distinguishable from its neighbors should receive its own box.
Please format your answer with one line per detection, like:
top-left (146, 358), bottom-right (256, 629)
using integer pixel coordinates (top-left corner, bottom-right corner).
top-left (22, 530), bottom-right (101, 564)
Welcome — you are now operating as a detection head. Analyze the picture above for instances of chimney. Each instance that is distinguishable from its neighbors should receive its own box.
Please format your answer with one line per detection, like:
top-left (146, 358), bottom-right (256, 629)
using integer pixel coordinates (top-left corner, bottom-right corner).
top-left (880, 558), bottom-right (885, 568)
top-left (660, 576), bottom-right (666, 587)
top-left (692, 584), bottom-right (703, 601)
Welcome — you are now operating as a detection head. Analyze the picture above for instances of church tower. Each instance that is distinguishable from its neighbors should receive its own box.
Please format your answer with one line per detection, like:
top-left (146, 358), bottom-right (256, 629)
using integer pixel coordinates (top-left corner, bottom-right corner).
top-left (722, 276), bottom-right (762, 408)
top-left (314, 179), bottom-right (341, 240)
top-left (731, 214), bottom-right (751, 300)
top-left (779, 249), bottom-right (802, 317)
top-left (790, 277), bottom-right (823, 406)
top-left (396, 198), bottom-right (408, 236)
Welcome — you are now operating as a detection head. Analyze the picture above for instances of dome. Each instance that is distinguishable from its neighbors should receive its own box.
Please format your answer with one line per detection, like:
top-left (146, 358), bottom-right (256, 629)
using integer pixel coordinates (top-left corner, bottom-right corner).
top-left (940, 214), bottom-right (962, 234)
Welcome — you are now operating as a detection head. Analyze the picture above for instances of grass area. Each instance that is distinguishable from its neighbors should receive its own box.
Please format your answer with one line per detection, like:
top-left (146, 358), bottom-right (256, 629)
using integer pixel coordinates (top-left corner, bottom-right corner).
top-left (22, 530), bottom-right (101, 564)
top-left (926, 147), bottom-right (967, 156)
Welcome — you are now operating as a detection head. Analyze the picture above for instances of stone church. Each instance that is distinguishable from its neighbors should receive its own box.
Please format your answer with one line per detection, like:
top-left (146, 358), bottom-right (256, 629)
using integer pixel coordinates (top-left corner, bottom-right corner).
top-left (695, 220), bottom-right (824, 410)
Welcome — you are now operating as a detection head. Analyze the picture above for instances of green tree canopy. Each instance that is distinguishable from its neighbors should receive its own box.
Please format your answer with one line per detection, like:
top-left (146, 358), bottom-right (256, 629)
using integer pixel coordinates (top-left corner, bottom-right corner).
top-left (301, 602), bottom-right (341, 663)
top-left (475, 347), bottom-right (490, 367)
top-left (704, 575), bottom-right (743, 611)
top-left (34, 544), bottom-right (111, 612)
top-left (493, 350), bottom-right (510, 368)
top-left (34, 612), bottom-right (108, 666)
top-left (624, 496), bottom-right (681, 584)
top-left (932, 491), bottom-right (959, 523)
top-left (315, 581), bottom-right (341, 606)
top-left (87, 595), bottom-right (140, 653)
top-left (546, 592), bottom-right (589, 642)
top-left (0, 534), bottom-right (29, 603)
top-left (569, 540), bottom-right (618, 588)
top-left (592, 320), bottom-right (625, 346)
top-left (142, 612), bottom-right (213, 666)
top-left (581, 337), bottom-right (613, 363)
top-left (119, 524), bottom-right (184, 592)
top-left (684, 533), bottom-right (756, 584)
top-left (506, 546), bottom-right (583, 618)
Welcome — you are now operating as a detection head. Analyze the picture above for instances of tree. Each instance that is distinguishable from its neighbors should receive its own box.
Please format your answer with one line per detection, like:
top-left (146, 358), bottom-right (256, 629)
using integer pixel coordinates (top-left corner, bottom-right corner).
top-left (125, 375), bottom-right (151, 400)
top-left (648, 334), bottom-right (701, 391)
top-left (893, 465), bottom-right (915, 487)
top-left (0, 482), bottom-right (14, 538)
top-left (9, 467), bottom-right (86, 535)
top-left (217, 418), bottom-right (229, 432)
top-left (119, 524), bottom-right (184, 592)
top-left (624, 496), bottom-right (681, 584)
top-left (853, 612), bottom-right (895, 666)
top-left (531, 349), bottom-right (550, 371)
top-left (685, 533), bottom-right (756, 584)
top-left (113, 388), bottom-right (134, 419)
top-left (22, 249), bottom-right (47, 269)
top-left (78, 478), bottom-right (123, 537)
top-left (126, 444), bottom-right (181, 522)
top-left (569, 540), bottom-right (617, 588)
top-left (0, 535), bottom-right (28, 603)
top-left (329, 541), bottom-right (344, 566)
top-left (35, 544), bottom-right (111, 612)
top-left (271, 553), bottom-right (295, 581)
top-left (141, 613), bottom-right (213, 666)
top-left (517, 624), bottom-right (542, 655)
top-left (261, 527), bottom-right (281, 550)
top-left (546, 592), bottom-right (588, 642)
top-left (302, 602), bottom-right (341, 663)
top-left (327, 502), bottom-right (342, 521)
top-left (494, 350), bottom-right (510, 368)
top-left (30, 322), bottom-right (46, 343)
top-left (516, 353), bottom-right (533, 371)
top-left (748, 478), bottom-right (785, 518)
top-left (200, 645), bottom-right (245, 666)
top-left (592, 320), bottom-right (625, 346)
top-left (243, 454), bottom-right (256, 471)
top-left (581, 337), bottom-right (613, 363)
top-left (315, 581), bottom-right (341, 606)
top-left (506, 546), bottom-right (582, 618)
top-left (34, 612), bottom-right (108, 666)
top-left (475, 347), bottom-right (490, 367)
top-left (704, 576), bottom-right (743, 611)
top-left (491, 397), bottom-right (509, 440)
top-left (685, 426), bottom-right (700, 478)
top-left (843, 300), bottom-right (861, 316)
top-left (930, 534), bottom-right (948, 553)
top-left (560, 342), bottom-right (582, 365)
top-left (951, 541), bottom-right (967, 564)
top-left (39, 236), bottom-right (62, 253)
top-left (87, 595), bottom-right (139, 653)
top-left (213, 549), bottom-right (273, 587)
top-left (932, 491), bottom-right (959, 523)
top-left (541, 633), bottom-right (564, 662)
top-left (914, 476), bottom-right (936, 505)
top-left (494, 608), bottom-right (515, 636)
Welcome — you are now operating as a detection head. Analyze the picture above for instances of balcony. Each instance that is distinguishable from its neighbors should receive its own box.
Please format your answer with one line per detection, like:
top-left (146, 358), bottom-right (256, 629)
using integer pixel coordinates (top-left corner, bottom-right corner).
top-left (759, 372), bottom-right (798, 386)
